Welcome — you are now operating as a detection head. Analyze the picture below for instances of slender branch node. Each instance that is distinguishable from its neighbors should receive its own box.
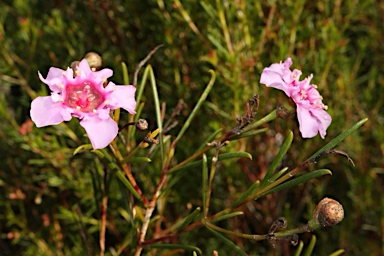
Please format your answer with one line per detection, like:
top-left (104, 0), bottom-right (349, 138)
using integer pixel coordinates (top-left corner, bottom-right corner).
top-left (144, 132), bottom-right (159, 144)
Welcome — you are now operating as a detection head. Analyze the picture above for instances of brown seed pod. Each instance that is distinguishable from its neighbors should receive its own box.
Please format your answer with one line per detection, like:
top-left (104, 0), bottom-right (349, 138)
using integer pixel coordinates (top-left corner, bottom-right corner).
top-left (84, 52), bottom-right (102, 71)
top-left (135, 119), bottom-right (149, 131)
top-left (313, 198), bottom-right (344, 227)
top-left (70, 61), bottom-right (80, 76)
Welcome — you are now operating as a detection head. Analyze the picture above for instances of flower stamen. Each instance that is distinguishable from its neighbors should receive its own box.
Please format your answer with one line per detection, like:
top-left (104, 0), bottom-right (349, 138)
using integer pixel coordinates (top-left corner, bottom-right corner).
top-left (65, 81), bottom-right (105, 112)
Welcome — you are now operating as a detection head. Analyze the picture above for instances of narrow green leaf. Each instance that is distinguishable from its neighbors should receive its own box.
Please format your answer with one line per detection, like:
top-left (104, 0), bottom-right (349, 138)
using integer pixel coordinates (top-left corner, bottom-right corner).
top-left (55, 123), bottom-right (80, 143)
top-left (91, 149), bottom-right (105, 158)
top-left (98, 148), bottom-right (114, 162)
top-left (135, 65), bottom-right (151, 108)
top-left (175, 70), bottom-right (216, 143)
top-left (117, 184), bottom-right (135, 227)
top-left (121, 62), bottom-right (129, 85)
top-left (117, 208), bottom-right (132, 224)
top-left (207, 34), bottom-right (229, 57)
top-left (202, 154), bottom-right (208, 216)
top-left (47, 176), bottom-right (63, 187)
top-left (231, 181), bottom-right (260, 208)
top-left (228, 128), bottom-right (268, 140)
top-left (115, 231), bottom-right (135, 255)
top-left (73, 144), bottom-right (93, 155)
top-left (148, 66), bottom-right (164, 162)
top-left (121, 156), bottom-right (152, 164)
top-left (211, 211), bottom-right (243, 223)
top-left (149, 243), bottom-right (202, 255)
top-left (170, 152), bottom-right (252, 174)
top-left (329, 249), bottom-right (345, 256)
top-left (304, 235), bottom-right (316, 256)
top-left (115, 171), bottom-right (141, 201)
top-left (178, 207), bottom-right (201, 231)
top-left (266, 167), bottom-right (289, 184)
top-left (206, 227), bottom-right (247, 256)
top-left (293, 240), bottom-right (304, 256)
top-left (265, 169), bottom-right (332, 195)
top-left (160, 170), bottom-right (184, 195)
top-left (27, 159), bottom-right (48, 165)
top-left (90, 168), bottom-right (101, 217)
top-left (240, 109), bottom-right (278, 134)
top-left (56, 206), bottom-right (99, 225)
top-left (200, 1), bottom-right (218, 20)
top-left (133, 102), bottom-right (145, 121)
top-left (205, 101), bottom-right (233, 120)
top-left (261, 131), bottom-right (293, 186)
top-left (309, 118), bottom-right (368, 160)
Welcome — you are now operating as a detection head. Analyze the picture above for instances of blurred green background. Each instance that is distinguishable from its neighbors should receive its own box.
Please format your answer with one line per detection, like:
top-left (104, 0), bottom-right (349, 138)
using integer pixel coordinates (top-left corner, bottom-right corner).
top-left (0, 0), bottom-right (383, 255)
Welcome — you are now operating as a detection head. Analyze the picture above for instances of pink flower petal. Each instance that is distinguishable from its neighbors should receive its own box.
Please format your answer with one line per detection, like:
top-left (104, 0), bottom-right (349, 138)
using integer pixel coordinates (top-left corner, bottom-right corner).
top-left (32, 59), bottom-right (137, 147)
top-left (97, 109), bottom-right (111, 120)
top-left (260, 58), bottom-right (296, 97)
top-left (296, 105), bottom-right (319, 138)
top-left (38, 67), bottom-right (64, 92)
top-left (282, 57), bottom-right (293, 69)
top-left (94, 68), bottom-right (113, 81)
top-left (61, 108), bottom-right (74, 121)
top-left (30, 96), bottom-right (65, 127)
top-left (63, 67), bottom-right (74, 82)
top-left (311, 108), bottom-right (332, 138)
top-left (78, 59), bottom-right (113, 81)
top-left (45, 67), bottom-right (64, 80)
top-left (78, 59), bottom-right (93, 77)
top-left (260, 68), bottom-right (291, 96)
top-left (296, 105), bottom-right (332, 139)
top-left (80, 116), bottom-right (118, 149)
top-left (110, 85), bottom-right (137, 114)
top-left (260, 57), bottom-right (332, 139)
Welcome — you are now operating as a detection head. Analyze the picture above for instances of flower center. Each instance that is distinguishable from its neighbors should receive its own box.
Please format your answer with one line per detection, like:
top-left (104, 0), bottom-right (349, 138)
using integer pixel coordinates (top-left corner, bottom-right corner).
top-left (65, 81), bottom-right (105, 112)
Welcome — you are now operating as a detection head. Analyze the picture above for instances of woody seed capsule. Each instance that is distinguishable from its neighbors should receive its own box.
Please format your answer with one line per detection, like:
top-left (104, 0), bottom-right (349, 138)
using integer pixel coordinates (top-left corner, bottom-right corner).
top-left (313, 198), bottom-right (344, 227)
top-left (84, 52), bottom-right (103, 71)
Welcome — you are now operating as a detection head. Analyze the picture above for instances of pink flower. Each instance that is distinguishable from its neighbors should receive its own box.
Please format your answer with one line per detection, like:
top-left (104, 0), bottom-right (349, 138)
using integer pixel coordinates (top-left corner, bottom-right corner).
top-left (260, 57), bottom-right (331, 138)
top-left (30, 59), bottom-right (136, 149)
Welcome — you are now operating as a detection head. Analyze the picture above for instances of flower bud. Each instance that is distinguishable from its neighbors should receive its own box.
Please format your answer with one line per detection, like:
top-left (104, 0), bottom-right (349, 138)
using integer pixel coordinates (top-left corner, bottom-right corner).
top-left (312, 198), bottom-right (344, 227)
top-left (70, 61), bottom-right (80, 76)
top-left (135, 119), bottom-right (148, 131)
top-left (84, 52), bottom-right (102, 71)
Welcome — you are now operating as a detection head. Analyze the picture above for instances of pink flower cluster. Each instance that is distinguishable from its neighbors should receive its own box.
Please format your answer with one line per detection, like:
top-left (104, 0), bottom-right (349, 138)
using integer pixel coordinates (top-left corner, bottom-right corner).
top-left (260, 57), bottom-right (331, 138)
top-left (30, 59), bottom-right (136, 149)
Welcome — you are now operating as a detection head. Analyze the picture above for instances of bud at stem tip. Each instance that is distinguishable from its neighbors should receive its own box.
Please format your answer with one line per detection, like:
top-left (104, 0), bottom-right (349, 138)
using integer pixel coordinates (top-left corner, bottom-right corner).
top-left (312, 198), bottom-right (344, 227)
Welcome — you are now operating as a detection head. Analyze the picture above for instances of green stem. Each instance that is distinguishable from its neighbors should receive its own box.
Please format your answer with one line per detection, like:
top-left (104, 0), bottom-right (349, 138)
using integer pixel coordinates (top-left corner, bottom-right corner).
top-left (204, 155), bottom-right (218, 217)
top-left (110, 141), bottom-right (150, 207)
top-left (167, 108), bottom-right (280, 174)
top-left (99, 197), bottom-right (108, 255)
top-left (99, 170), bottom-right (108, 256)
top-left (215, 0), bottom-right (233, 54)
top-left (226, 108), bottom-right (281, 140)
top-left (135, 163), bottom-right (170, 256)
top-left (174, 0), bottom-right (208, 45)
top-left (273, 220), bottom-right (320, 238)
top-left (234, 167), bottom-right (299, 209)
top-left (167, 146), bottom-right (210, 173)
top-left (204, 221), bottom-right (268, 240)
